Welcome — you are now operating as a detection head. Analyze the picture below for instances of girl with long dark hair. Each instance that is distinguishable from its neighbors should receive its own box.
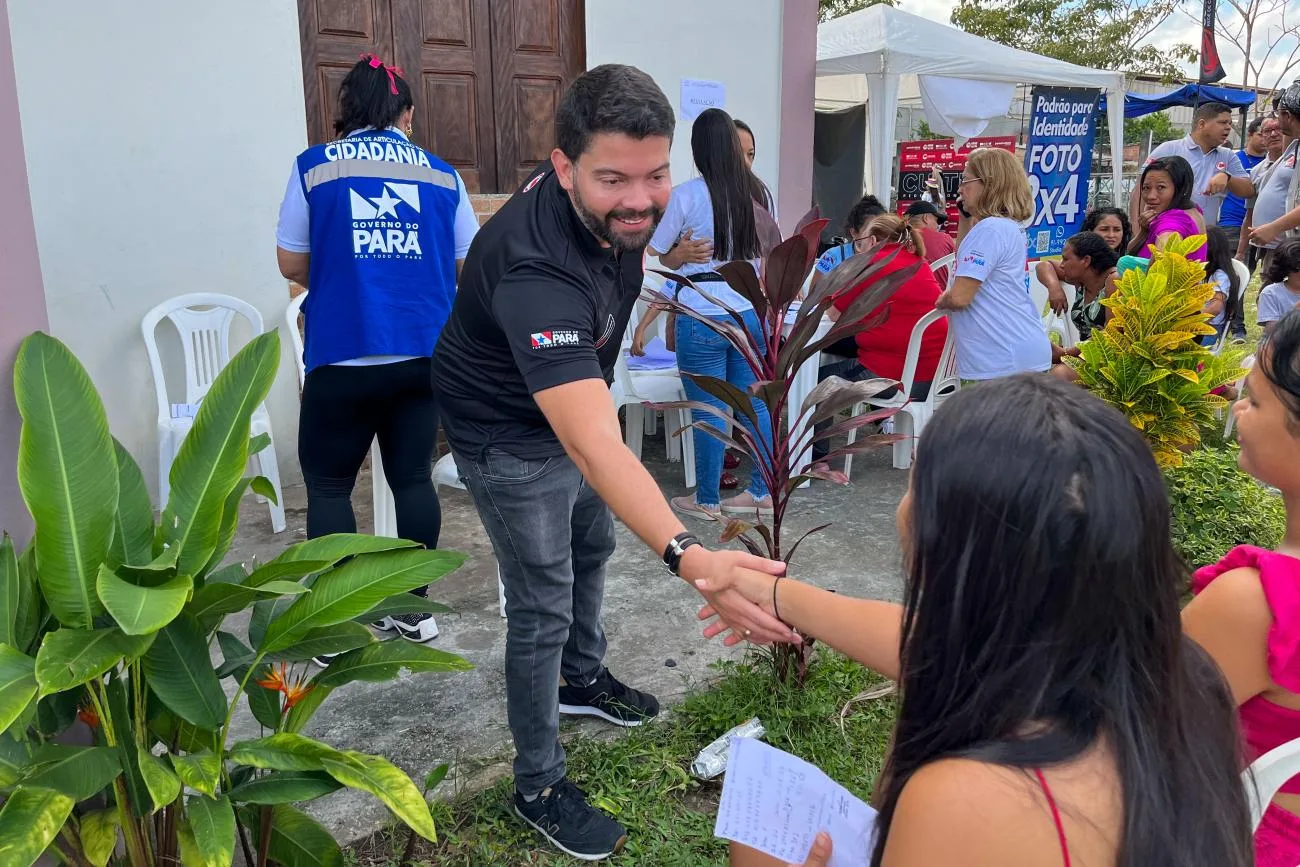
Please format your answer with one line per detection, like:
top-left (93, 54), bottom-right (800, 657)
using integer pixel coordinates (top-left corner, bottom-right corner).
top-left (276, 55), bottom-right (480, 653)
top-left (1201, 226), bottom-right (1241, 345)
top-left (698, 376), bottom-right (1253, 867)
top-left (1130, 156), bottom-right (1207, 261)
top-left (1084, 206), bottom-right (1133, 254)
top-left (643, 108), bottom-right (776, 520)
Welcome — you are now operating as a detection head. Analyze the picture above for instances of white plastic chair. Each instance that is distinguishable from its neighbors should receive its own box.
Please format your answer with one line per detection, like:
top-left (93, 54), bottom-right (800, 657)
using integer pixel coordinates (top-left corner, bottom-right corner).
top-left (931, 252), bottom-right (955, 276)
top-left (1245, 736), bottom-right (1300, 830)
top-left (285, 294), bottom-right (505, 619)
top-left (144, 293), bottom-right (285, 533)
top-left (844, 310), bottom-right (958, 474)
top-left (1224, 353), bottom-right (1254, 439)
top-left (611, 280), bottom-right (696, 488)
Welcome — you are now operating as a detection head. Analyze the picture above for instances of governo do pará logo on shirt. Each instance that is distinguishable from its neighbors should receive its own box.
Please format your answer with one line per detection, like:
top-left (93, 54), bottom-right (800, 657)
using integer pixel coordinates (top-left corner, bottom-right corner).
top-left (349, 181), bottom-right (423, 259)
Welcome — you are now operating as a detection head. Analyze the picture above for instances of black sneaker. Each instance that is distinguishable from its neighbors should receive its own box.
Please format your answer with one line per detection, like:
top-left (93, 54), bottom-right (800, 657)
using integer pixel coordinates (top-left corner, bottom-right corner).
top-left (513, 778), bottom-right (626, 861)
top-left (311, 653), bottom-right (337, 667)
top-left (558, 669), bottom-right (659, 728)
top-left (378, 611), bottom-right (439, 643)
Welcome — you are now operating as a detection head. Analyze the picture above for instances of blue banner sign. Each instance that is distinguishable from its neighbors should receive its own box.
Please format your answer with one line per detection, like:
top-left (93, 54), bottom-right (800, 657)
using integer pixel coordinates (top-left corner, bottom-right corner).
top-left (1024, 86), bottom-right (1101, 259)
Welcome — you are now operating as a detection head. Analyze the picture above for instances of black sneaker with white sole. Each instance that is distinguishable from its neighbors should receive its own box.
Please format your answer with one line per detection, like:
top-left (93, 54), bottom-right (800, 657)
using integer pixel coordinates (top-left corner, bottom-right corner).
top-left (312, 653), bottom-right (337, 668)
top-left (380, 611), bottom-right (439, 643)
top-left (514, 777), bottom-right (626, 861)
top-left (558, 669), bottom-right (658, 727)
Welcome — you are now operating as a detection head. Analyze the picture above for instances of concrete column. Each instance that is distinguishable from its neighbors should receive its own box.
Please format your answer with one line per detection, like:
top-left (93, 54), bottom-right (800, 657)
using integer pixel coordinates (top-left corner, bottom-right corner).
top-left (0, 0), bottom-right (48, 547)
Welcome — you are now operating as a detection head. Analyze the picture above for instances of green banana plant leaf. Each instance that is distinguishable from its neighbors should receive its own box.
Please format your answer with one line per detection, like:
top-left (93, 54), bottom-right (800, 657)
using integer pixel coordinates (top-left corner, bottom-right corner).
top-left (142, 614), bottom-right (228, 730)
top-left (78, 808), bottom-right (119, 867)
top-left (12, 545), bottom-right (42, 655)
top-left (225, 770), bottom-right (342, 805)
top-left (356, 593), bottom-right (453, 623)
top-left (0, 786), bottom-right (75, 867)
top-left (138, 750), bottom-right (183, 812)
top-left (181, 794), bottom-right (236, 867)
top-left (18, 744), bottom-right (121, 801)
top-left (320, 750), bottom-right (436, 842)
top-left (97, 564), bottom-right (193, 635)
top-left (271, 621), bottom-right (374, 663)
top-left (109, 438), bottom-right (155, 568)
top-left (0, 644), bottom-right (37, 734)
top-left (243, 803), bottom-right (345, 867)
top-left (228, 732), bottom-right (342, 772)
top-left (266, 533), bottom-right (418, 568)
top-left (34, 626), bottom-right (151, 695)
top-left (161, 330), bottom-right (279, 577)
top-left (171, 749), bottom-right (222, 797)
top-left (1, 535), bottom-right (41, 655)
top-left (0, 733), bottom-right (32, 786)
top-left (105, 673), bottom-right (152, 817)
top-left (199, 477), bottom-right (251, 580)
top-left (188, 578), bottom-right (309, 633)
top-left (259, 549), bottom-right (465, 653)
top-left (14, 332), bottom-right (119, 629)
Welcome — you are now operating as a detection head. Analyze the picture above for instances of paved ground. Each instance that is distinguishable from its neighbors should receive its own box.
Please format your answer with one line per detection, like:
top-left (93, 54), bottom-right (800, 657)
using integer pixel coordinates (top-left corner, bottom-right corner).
top-left (224, 430), bottom-right (908, 845)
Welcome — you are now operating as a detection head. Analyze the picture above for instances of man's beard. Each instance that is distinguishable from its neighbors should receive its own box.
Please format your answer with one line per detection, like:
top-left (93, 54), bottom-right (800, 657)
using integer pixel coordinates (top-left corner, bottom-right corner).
top-left (571, 183), bottom-right (663, 253)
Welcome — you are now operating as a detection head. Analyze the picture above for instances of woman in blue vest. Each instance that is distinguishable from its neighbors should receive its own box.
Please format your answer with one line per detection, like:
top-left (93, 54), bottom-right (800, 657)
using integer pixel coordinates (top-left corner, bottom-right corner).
top-left (276, 55), bottom-right (479, 650)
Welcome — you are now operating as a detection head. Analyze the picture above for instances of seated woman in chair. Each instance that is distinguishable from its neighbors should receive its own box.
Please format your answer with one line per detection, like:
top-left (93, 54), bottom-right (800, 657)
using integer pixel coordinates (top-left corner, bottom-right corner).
top-left (1042, 232), bottom-right (1120, 379)
top-left (812, 215), bottom-right (948, 471)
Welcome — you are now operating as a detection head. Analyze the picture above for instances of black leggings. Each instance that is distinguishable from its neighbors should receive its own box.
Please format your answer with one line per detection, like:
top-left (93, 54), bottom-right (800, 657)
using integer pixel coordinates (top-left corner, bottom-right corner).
top-left (299, 358), bottom-right (441, 562)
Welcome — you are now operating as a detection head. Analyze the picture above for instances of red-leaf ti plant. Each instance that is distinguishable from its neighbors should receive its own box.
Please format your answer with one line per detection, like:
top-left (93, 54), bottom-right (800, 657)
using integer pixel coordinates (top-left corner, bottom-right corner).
top-left (648, 213), bottom-right (919, 684)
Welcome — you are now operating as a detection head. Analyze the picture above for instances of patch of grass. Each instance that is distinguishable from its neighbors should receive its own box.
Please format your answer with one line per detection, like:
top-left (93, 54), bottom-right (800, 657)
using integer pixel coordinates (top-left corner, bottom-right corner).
top-left (350, 648), bottom-right (896, 866)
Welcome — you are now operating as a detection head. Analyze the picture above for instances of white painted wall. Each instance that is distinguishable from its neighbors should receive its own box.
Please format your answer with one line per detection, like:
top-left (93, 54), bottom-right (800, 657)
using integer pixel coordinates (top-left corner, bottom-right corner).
top-left (7, 0), bottom-right (307, 507)
top-left (586, 0), bottom-right (787, 219)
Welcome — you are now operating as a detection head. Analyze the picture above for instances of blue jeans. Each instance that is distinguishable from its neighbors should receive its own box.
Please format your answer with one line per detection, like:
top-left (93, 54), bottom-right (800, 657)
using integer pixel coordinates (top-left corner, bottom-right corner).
top-left (674, 310), bottom-right (773, 506)
top-left (453, 449), bottom-right (614, 795)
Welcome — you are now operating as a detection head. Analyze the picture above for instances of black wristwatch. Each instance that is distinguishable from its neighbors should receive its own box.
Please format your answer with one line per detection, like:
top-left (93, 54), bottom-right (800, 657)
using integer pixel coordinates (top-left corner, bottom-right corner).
top-left (662, 532), bottom-right (702, 575)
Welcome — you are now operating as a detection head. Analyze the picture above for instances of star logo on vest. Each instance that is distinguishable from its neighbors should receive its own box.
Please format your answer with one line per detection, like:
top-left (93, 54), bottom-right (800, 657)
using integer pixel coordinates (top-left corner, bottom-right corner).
top-left (350, 182), bottom-right (423, 260)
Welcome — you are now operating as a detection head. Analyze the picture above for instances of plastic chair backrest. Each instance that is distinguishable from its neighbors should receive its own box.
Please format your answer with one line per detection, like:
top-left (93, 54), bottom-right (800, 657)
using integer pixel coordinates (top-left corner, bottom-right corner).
top-left (285, 292), bottom-right (306, 389)
top-left (142, 292), bottom-right (265, 417)
top-left (1245, 736), bottom-right (1300, 830)
top-left (897, 309), bottom-right (949, 394)
top-left (931, 252), bottom-right (955, 274)
top-left (1028, 270), bottom-right (1051, 319)
top-left (1231, 258), bottom-right (1251, 302)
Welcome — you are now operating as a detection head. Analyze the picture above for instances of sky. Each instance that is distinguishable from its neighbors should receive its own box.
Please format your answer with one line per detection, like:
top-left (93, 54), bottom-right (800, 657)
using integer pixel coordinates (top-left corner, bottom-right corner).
top-left (900, 0), bottom-right (1300, 91)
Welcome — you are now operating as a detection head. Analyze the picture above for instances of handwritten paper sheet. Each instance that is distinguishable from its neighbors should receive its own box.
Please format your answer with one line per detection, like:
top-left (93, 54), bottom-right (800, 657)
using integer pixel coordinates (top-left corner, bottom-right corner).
top-left (714, 738), bottom-right (877, 867)
top-left (680, 78), bottom-right (726, 121)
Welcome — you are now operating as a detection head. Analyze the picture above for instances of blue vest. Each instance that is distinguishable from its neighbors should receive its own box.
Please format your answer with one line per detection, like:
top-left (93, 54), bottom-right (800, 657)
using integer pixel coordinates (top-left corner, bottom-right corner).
top-left (295, 129), bottom-right (461, 371)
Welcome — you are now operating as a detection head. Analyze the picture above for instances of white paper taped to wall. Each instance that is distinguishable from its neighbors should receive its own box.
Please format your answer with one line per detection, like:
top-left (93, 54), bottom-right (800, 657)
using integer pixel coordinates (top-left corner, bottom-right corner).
top-left (714, 737), bottom-right (877, 866)
top-left (681, 79), bottom-right (726, 121)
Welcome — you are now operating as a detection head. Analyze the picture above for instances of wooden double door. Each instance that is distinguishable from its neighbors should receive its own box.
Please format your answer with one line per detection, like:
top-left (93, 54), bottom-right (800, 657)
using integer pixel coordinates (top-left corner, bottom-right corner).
top-left (297, 0), bottom-right (585, 193)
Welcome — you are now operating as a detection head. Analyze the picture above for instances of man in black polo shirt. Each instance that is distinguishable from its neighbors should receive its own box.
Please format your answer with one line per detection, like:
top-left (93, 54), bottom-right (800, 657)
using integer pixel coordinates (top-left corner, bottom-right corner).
top-left (432, 64), bottom-right (794, 860)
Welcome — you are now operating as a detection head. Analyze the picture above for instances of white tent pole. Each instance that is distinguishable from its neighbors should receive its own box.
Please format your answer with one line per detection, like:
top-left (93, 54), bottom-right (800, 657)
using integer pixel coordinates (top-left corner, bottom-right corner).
top-left (1108, 74), bottom-right (1125, 208)
top-left (865, 72), bottom-right (901, 207)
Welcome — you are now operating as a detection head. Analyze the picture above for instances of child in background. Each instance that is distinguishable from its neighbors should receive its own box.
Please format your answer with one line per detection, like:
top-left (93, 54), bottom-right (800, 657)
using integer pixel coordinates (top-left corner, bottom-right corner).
top-left (1201, 226), bottom-right (1239, 346)
top-left (1183, 308), bottom-right (1300, 867)
top-left (1259, 242), bottom-right (1300, 334)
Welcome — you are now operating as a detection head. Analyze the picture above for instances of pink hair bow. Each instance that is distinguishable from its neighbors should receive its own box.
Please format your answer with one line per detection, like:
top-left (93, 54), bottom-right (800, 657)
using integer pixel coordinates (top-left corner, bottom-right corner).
top-left (361, 52), bottom-right (404, 95)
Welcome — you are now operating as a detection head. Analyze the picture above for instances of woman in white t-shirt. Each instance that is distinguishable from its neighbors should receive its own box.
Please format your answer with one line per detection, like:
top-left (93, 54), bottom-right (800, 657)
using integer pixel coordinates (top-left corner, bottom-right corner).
top-left (937, 147), bottom-right (1051, 380)
top-left (643, 108), bottom-right (776, 521)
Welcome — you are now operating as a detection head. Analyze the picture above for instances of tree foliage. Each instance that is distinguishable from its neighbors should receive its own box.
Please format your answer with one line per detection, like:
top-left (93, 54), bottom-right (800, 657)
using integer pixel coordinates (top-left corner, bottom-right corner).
top-left (819, 0), bottom-right (893, 22)
top-left (950, 0), bottom-right (1194, 78)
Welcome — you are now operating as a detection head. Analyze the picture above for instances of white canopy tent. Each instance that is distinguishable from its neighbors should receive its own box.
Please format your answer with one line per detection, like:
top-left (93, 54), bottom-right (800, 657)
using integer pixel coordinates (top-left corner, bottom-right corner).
top-left (817, 5), bottom-right (1126, 207)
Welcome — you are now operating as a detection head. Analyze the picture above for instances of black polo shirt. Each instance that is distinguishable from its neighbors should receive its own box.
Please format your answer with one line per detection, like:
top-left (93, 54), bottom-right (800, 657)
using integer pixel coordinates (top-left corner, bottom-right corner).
top-left (432, 162), bottom-right (644, 459)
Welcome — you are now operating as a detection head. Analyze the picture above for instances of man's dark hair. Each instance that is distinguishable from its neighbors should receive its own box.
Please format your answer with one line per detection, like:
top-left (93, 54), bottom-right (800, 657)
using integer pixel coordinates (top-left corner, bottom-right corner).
top-left (555, 64), bottom-right (675, 160)
top-left (1193, 102), bottom-right (1232, 126)
top-left (844, 195), bottom-right (887, 235)
top-left (334, 57), bottom-right (414, 137)
top-left (1248, 116), bottom-right (1265, 135)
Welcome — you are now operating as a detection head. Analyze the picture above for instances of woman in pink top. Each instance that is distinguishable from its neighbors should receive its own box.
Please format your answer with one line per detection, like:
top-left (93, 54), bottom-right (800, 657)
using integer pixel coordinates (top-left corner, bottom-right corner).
top-left (1130, 156), bottom-right (1207, 261)
top-left (1184, 308), bottom-right (1300, 866)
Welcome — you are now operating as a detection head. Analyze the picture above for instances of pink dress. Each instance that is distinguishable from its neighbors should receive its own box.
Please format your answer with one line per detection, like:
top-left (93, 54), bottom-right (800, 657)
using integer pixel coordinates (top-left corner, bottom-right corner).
top-left (1193, 546), bottom-right (1300, 867)
top-left (1139, 209), bottom-right (1207, 261)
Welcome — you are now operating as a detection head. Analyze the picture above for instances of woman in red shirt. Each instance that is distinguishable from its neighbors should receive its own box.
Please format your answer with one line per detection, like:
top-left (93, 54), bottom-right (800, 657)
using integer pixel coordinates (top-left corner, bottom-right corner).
top-left (811, 214), bottom-right (948, 469)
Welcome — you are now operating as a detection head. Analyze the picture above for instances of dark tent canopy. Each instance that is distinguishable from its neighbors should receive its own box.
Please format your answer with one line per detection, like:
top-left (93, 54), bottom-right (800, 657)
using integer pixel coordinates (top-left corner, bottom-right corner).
top-left (1099, 83), bottom-right (1258, 119)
